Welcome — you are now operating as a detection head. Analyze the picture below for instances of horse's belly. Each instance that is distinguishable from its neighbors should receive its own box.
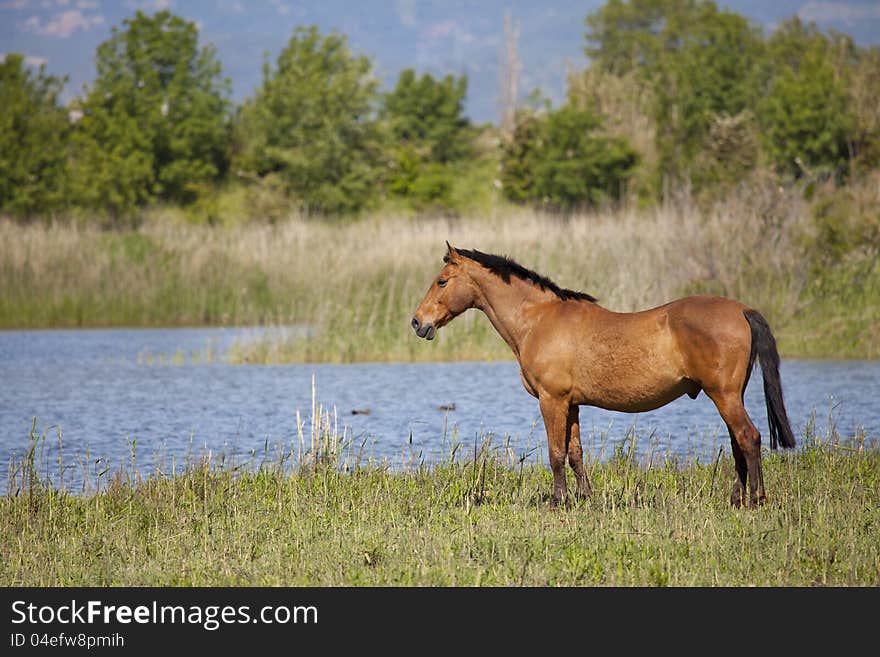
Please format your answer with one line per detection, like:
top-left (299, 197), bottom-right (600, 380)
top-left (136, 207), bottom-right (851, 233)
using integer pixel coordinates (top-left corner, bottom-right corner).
top-left (575, 377), bottom-right (698, 413)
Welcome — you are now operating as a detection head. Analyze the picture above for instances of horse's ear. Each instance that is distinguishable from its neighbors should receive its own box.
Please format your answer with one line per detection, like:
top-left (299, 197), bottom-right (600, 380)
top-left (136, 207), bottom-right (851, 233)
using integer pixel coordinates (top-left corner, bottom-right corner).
top-left (444, 241), bottom-right (459, 263)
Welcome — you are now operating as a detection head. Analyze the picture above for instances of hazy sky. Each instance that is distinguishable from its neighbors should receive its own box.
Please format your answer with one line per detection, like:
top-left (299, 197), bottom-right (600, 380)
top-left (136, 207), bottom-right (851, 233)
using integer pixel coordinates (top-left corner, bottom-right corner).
top-left (2, 0), bottom-right (879, 122)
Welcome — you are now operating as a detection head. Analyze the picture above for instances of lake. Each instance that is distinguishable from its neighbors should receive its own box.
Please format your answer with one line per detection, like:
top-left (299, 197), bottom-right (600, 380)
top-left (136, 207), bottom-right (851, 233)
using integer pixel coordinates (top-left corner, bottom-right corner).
top-left (1, 327), bottom-right (877, 492)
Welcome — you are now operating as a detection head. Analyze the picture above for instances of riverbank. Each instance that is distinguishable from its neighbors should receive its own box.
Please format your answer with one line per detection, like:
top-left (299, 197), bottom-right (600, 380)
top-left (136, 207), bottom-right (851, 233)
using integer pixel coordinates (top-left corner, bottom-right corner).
top-left (2, 185), bottom-right (878, 361)
top-left (2, 421), bottom-right (877, 586)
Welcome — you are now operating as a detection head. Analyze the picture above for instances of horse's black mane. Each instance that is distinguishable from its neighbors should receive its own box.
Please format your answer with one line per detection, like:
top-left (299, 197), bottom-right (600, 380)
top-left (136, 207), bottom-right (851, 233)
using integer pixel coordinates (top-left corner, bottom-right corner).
top-left (446, 248), bottom-right (597, 303)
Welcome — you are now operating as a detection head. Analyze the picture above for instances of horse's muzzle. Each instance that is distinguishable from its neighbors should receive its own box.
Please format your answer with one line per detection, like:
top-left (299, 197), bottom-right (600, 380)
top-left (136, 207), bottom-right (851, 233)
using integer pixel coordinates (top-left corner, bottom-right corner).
top-left (411, 317), bottom-right (436, 340)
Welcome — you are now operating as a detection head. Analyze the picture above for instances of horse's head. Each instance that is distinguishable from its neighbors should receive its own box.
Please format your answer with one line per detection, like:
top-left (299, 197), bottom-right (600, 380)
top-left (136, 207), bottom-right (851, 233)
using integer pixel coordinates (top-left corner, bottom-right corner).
top-left (411, 242), bottom-right (478, 340)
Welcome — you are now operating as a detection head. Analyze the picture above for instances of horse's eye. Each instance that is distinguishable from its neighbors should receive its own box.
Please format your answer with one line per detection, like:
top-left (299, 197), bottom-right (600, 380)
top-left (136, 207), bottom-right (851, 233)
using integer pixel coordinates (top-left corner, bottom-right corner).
top-left (438, 279), bottom-right (447, 288)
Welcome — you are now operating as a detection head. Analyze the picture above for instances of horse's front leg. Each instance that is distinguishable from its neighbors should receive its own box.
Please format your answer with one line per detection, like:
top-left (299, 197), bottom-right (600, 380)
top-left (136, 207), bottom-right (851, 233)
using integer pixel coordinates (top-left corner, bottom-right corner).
top-left (539, 396), bottom-right (569, 507)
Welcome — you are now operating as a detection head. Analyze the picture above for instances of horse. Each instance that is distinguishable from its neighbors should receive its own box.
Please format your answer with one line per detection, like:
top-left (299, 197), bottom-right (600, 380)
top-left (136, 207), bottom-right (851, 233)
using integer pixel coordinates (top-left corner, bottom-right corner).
top-left (411, 242), bottom-right (796, 508)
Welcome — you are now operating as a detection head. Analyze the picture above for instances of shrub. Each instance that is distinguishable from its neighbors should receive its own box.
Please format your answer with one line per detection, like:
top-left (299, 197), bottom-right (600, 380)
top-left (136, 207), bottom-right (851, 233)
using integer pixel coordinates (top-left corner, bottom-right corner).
top-left (501, 105), bottom-right (638, 209)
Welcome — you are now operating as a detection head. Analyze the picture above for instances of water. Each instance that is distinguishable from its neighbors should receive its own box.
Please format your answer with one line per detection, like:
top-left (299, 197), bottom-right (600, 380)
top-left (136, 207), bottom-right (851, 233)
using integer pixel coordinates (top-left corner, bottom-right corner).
top-left (1, 327), bottom-right (877, 491)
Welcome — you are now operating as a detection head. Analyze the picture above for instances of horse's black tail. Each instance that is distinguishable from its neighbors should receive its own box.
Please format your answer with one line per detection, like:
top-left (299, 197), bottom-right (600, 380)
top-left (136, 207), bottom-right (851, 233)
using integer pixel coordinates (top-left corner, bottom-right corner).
top-left (744, 310), bottom-right (796, 450)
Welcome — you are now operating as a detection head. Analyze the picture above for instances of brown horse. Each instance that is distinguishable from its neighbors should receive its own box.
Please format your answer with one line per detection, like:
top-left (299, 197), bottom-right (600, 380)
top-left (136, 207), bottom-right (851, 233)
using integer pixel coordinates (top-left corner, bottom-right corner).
top-left (411, 243), bottom-right (796, 508)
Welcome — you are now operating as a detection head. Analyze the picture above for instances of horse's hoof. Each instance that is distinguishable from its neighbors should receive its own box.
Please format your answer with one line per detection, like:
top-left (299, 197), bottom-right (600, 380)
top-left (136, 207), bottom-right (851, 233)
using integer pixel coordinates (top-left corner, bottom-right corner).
top-left (576, 488), bottom-right (593, 501)
top-left (750, 495), bottom-right (768, 508)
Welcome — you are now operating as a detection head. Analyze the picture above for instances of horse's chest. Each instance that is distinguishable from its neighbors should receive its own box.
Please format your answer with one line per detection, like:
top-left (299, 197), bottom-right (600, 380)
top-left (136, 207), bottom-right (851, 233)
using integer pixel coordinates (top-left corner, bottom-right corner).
top-left (519, 368), bottom-right (538, 398)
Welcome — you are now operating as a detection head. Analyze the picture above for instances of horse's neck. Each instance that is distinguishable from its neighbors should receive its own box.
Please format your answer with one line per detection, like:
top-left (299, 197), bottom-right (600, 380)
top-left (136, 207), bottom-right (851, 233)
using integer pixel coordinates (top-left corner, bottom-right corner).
top-left (471, 272), bottom-right (554, 359)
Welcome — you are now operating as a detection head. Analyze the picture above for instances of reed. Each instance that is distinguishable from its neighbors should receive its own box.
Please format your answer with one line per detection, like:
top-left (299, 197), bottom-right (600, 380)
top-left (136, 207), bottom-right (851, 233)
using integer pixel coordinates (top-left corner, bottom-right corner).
top-left (1, 183), bottom-right (877, 360)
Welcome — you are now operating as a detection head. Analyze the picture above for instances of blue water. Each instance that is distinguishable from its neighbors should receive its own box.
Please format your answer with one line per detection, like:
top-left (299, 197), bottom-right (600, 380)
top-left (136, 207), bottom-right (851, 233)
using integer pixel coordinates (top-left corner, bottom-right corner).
top-left (1, 327), bottom-right (877, 491)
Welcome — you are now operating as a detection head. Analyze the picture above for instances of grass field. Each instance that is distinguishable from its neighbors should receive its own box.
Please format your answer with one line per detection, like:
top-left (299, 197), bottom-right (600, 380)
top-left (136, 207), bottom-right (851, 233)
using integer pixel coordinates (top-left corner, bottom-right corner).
top-left (3, 414), bottom-right (877, 586)
top-left (2, 181), bottom-right (878, 361)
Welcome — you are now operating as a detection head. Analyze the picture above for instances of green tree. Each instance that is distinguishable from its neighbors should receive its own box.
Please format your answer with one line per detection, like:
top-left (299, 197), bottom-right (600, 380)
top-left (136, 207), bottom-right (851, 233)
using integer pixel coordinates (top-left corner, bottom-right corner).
top-left (759, 19), bottom-right (854, 177)
top-left (235, 26), bottom-right (381, 214)
top-left (381, 69), bottom-right (474, 209)
top-left (585, 0), bottom-right (675, 75)
top-left (653, 6), bottom-right (763, 183)
top-left (0, 54), bottom-right (70, 216)
top-left (70, 10), bottom-right (229, 214)
top-left (501, 105), bottom-right (638, 209)
top-left (383, 69), bottom-right (472, 163)
top-left (848, 46), bottom-right (880, 171)
top-left (499, 110), bottom-right (543, 203)
top-left (585, 0), bottom-right (764, 187)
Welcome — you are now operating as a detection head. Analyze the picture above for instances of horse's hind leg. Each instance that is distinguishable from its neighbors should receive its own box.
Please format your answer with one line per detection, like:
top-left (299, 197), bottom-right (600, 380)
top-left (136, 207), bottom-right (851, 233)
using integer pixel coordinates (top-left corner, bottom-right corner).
top-left (727, 427), bottom-right (748, 507)
top-left (708, 392), bottom-right (766, 507)
top-left (567, 406), bottom-right (593, 499)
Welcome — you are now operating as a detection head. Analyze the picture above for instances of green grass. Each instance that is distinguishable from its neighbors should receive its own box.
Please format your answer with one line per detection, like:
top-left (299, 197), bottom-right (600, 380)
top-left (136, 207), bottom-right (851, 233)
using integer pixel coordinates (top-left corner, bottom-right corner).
top-left (2, 419), bottom-right (878, 586)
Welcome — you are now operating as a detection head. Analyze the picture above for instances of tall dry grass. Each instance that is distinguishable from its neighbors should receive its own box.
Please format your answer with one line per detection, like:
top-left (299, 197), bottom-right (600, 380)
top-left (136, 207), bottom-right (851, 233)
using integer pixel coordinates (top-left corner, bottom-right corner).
top-left (1, 182), bottom-right (876, 361)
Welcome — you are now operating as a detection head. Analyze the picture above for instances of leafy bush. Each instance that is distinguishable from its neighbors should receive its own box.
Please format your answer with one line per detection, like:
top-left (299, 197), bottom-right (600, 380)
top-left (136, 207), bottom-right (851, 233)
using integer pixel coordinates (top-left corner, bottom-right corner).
top-left (811, 177), bottom-right (880, 265)
top-left (566, 67), bottom-right (658, 202)
top-left (692, 111), bottom-right (760, 190)
top-left (501, 106), bottom-right (638, 209)
top-left (381, 70), bottom-right (475, 212)
top-left (407, 164), bottom-right (457, 211)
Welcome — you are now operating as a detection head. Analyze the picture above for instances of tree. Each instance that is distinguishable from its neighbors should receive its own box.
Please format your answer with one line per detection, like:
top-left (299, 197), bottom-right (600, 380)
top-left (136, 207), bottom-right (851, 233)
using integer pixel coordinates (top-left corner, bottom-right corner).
top-left (381, 69), bottom-right (474, 209)
top-left (759, 18), bottom-right (853, 177)
top-left (585, 0), bottom-right (676, 76)
top-left (585, 0), bottom-right (764, 187)
top-left (567, 66), bottom-right (658, 198)
top-left (499, 110), bottom-right (545, 203)
top-left (70, 10), bottom-right (229, 214)
top-left (0, 54), bottom-right (70, 216)
top-left (652, 5), bottom-right (763, 182)
top-left (501, 105), bottom-right (638, 209)
top-left (383, 69), bottom-right (472, 164)
top-left (235, 26), bottom-right (381, 215)
top-left (848, 46), bottom-right (880, 171)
